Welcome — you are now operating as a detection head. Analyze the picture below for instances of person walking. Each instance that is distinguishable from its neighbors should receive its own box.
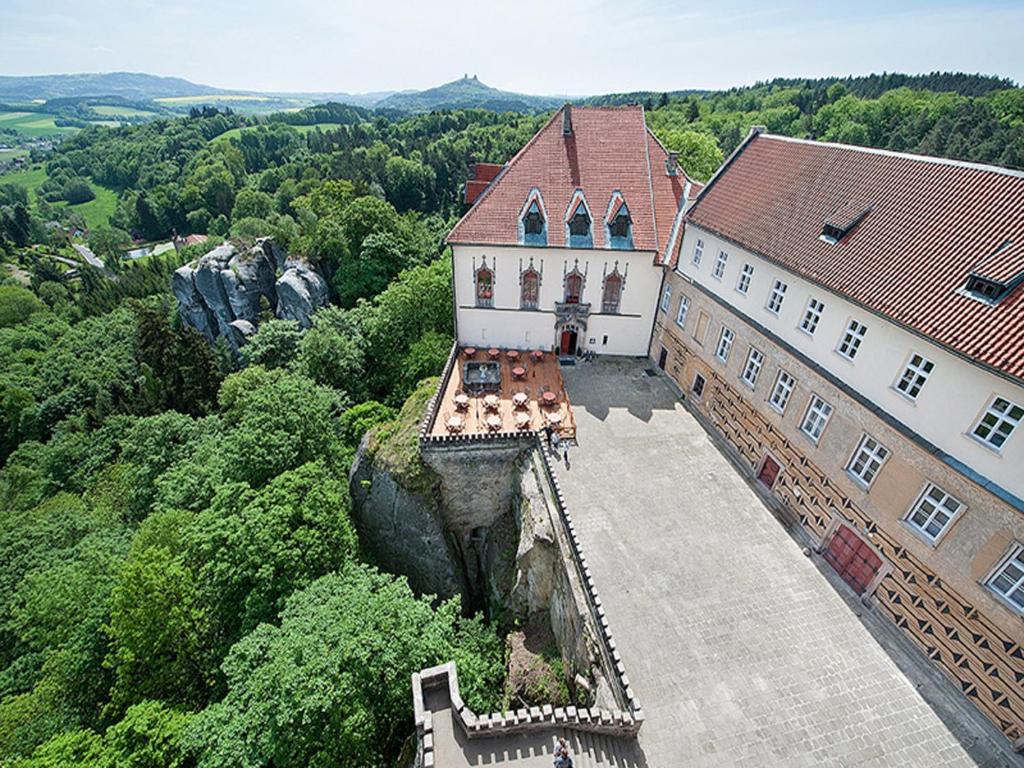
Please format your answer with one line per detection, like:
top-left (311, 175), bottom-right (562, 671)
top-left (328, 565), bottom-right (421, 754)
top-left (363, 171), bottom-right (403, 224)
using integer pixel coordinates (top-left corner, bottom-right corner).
top-left (550, 429), bottom-right (561, 456)
top-left (562, 441), bottom-right (570, 470)
top-left (543, 423), bottom-right (554, 448)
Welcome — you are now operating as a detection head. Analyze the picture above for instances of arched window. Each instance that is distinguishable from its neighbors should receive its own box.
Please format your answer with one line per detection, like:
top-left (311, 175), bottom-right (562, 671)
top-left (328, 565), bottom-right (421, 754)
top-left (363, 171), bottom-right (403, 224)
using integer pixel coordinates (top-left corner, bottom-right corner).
top-left (476, 265), bottom-right (494, 307)
top-left (564, 271), bottom-right (583, 304)
top-left (602, 271), bottom-right (623, 313)
top-left (523, 201), bottom-right (545, 245)
top-left (566, 195), bottom-right (593, 248)
top-left (521, 268), bottom-right (540, 309)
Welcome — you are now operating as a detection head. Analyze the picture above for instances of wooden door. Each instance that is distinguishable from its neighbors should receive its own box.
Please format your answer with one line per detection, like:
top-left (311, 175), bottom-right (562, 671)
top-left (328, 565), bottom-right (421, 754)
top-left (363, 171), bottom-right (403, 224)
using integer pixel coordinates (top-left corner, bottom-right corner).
top-left (824, 524), bottom-right (883, 595)
top-left (560, 329), bottom-right (576, 356)
top-left (757, 456), bottom-right (780, 489)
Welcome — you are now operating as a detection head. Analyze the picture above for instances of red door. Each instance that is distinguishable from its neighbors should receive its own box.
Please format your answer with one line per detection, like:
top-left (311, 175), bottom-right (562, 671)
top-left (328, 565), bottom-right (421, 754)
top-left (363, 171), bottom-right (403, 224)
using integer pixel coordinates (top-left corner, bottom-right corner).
top-left (560, 329), bottom-right (576, 356)
top-left (757, 456), bottom-right (780, 489)
top-left (824, 524), bottom-right (883, 595)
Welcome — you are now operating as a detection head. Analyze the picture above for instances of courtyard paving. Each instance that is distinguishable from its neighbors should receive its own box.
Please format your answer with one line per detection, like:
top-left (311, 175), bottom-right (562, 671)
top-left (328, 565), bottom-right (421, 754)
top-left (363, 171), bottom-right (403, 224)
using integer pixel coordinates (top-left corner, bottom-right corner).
top-left (552, 358), bottom-right (1017, 767)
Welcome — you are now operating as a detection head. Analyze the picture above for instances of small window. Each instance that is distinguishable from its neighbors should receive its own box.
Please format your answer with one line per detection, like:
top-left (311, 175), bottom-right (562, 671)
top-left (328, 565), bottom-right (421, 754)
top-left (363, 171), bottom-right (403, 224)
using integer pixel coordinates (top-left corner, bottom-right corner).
top-left (713, 250), bottom-right (728, 279)
top-left (692, 373), bottom-right (706, 398)
top-left (741, 347), bottom-right (764, 387)
top-left (568, 200), bottom-right (593, 247)
top-left (801, 394), bottom-right (833, 443)
top-left (607, 200), bottom-right (632, 249)
top-left (766, 280), bottom-right (787, 314)
top-left (520, 268), bottom-right (540, 310)
top-left (847, 434), bottom-right (889, 488)
top-left (965, 275), bottom-right (1006, 302)
top-left (800, 298), bottom-right (825, 335)
top-left (564, 271), bottom-right (583, 304)
top-left (675, 295), bottom-right (689, 328)
top-left (660, 282), bottom-right (672, 312)
top-left (972, 396), bottom-right (1024, 450)
top-left (894, 354), bottom-right (934, 400)
top-left (715, 326), bottom-right (735, 363)
top-left (987, 544), bottom-right (1024, 613)
top-left (476, 265), bottom-right (494, 307)
top-left (837, 319), bottom-right (867, 360)
top-left (736, 263), bottom-right (753, 294)
top-left (905, 483), bottom-right (963, 543)
top-left (692, 239), bottom-right (704, 266)
top-left (601, 271), bottom-right (623, 313)
top-left (769, 370), bottom-right (796, 413)
top-left (522, 199), bottom-right (546, 245)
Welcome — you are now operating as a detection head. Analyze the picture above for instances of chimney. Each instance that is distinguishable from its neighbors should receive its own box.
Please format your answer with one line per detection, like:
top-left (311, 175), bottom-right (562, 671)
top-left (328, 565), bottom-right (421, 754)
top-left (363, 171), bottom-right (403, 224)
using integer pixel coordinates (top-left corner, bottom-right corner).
top-left (665, 151), bottom-right (679, 177)
top-left (562, 104), bottom-right (573, 136)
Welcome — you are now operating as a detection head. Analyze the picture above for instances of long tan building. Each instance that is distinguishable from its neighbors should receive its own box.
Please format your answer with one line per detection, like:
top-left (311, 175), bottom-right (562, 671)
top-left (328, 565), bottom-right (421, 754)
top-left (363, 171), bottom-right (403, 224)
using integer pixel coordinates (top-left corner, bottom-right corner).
top-left (653, 129), bottom-right (1024, 745)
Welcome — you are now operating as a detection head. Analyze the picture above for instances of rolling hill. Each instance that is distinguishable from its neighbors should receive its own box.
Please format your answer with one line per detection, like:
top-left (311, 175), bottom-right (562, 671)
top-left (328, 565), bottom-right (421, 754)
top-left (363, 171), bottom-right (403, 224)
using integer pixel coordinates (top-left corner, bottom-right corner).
top-left (374, 75), bottom-right (563, 113)
top-left (0, 72), bottom-right (225, 101)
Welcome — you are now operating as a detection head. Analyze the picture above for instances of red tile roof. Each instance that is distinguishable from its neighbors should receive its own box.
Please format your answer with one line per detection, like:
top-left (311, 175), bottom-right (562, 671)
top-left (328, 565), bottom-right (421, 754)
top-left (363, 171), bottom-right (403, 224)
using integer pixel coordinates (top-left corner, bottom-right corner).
top-left (447, 106), bottom-right (692, 257)
top-left (687, 132), bottom-right (1024, 381)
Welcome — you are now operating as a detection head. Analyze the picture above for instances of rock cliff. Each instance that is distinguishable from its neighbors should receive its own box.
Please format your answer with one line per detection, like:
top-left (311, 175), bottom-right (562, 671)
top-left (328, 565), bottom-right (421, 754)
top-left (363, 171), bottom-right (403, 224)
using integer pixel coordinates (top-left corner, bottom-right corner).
top-left (172, 237), bottom-right (328, 351)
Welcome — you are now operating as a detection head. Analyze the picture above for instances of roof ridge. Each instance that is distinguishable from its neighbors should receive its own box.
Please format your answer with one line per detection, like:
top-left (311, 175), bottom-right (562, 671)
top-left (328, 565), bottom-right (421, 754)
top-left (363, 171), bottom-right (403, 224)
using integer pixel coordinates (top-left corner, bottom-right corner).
top-left (762, 133), bottom-right (1024, 180)
top-left (640, 105), bottom-right (660, 252)
top-left (446, 109), bottom-right (564, 244)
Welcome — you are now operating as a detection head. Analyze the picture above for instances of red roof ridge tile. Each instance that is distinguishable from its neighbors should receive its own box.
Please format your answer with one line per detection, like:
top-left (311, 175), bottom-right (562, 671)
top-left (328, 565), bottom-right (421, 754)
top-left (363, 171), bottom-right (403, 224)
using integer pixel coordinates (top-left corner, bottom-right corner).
top-left (762, 133), bottom-right (1024, 180)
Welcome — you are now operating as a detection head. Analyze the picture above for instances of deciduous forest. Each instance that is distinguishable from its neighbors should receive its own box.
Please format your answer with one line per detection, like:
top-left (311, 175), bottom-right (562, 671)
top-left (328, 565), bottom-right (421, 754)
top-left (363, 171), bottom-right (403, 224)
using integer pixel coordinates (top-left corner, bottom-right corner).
top-left (0, 71), bottom-right (1021, 767)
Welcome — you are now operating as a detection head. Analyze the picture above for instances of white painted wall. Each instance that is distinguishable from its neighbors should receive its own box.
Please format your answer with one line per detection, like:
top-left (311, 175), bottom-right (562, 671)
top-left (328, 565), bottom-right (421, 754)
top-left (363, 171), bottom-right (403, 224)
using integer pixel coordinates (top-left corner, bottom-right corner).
top-left (452, 244), bottom-right (662, 356)
top-left (674, 225), bottom-right (1024, 497)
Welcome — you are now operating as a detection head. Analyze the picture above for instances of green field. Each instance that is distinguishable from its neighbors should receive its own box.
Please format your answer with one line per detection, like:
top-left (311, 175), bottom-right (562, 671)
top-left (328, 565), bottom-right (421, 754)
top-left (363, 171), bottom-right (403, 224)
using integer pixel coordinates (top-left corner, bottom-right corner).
top-left (212, 122), bottom-right (349, 143)
top-left (0, 164), bottom-right (118, 229)
top-left (0, 147), bottom-right (29, 161)
top-left (91, 105), bottom-right (163, 118)
top-left (0, 110), bottom-right (78, 137)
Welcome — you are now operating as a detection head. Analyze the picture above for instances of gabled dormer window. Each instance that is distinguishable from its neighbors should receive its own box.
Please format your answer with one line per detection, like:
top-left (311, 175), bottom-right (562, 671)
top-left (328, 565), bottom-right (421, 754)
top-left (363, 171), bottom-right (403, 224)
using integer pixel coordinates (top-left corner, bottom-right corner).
top-left (605, 193), bottom-right (633, 250)
top-left (960, 239), bottom-right (1024, 305)
top-left (820, 201), bottom-right (872, 244)
top-left (519, 189), bottom-right (548, 246)
top-left (565, 192), bottom-right (593, 248)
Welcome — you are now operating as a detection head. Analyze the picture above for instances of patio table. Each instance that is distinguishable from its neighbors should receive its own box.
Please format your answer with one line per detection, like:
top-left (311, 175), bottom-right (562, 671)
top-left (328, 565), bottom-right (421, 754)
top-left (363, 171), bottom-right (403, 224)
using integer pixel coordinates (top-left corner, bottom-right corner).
top-left (541, 391), bottom-right (558, 406)
top-left (446, 415), bottom-right (465, 433)
top-left (483, 394), bottom-right (500, 410)
top-left (511, 366), bottom-right (527, 379)
top-left (485, 414), bottom-right (502, 431)
top-left (512, 392), bottom-right (529, 408)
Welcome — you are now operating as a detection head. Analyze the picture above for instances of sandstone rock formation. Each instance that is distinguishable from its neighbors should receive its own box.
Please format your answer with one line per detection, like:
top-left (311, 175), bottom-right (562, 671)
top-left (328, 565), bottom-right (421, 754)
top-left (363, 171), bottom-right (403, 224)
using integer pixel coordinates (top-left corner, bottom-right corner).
top-left (172, 237), bottom-right (328, 351)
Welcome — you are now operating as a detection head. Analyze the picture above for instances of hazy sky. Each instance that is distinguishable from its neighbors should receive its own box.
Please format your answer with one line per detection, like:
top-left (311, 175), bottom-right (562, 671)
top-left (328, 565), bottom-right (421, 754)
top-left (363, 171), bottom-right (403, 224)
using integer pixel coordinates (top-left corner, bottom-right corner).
top-left (2, 0), bottom-right (1023, 95)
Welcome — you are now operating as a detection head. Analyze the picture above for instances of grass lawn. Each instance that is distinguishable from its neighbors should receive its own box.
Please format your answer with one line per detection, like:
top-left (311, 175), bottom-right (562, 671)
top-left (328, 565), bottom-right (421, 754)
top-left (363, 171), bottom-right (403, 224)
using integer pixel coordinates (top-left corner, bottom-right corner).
top-left (0, 110), bottom-right (79, 137)
top-left (0, 164), bottom-right (118, 229)
top-left (0, 148), bottom-right (29, 161)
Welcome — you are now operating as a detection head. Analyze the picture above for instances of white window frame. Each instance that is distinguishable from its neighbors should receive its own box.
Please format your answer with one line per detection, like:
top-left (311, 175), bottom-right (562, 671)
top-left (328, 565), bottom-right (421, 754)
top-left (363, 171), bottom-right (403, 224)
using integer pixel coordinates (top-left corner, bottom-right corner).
top-left (660, 282), bottom-right (672, 312)
top-left (741, 346), bottom-right (764, 388)
top-left (691, 372), bottom-right (706, 399)
top-left (970, 395), bottom-right (1024, 452)
top-left (715, 326), bottom-right (735, 363)
top-left (800, 394), bottom-right (833, 443)
top-left (675, 295), bottom-right (689, 328)
top-left (712, 250), bottom-right (728, 279)
top-left (765, 279), bottom-right (787, 315)
top-left (837, 319), bottom-right (868, 361)
top-left (692, 238), bottom-right (704, 266)
top-left (985, 543), bottom-right (1024, 614)
top-left (846, 434), bottom-right (890, 489)
top-left (799, 297), bottom-right (824, 336)
top-left (736, 263), bottom-right (753, 295)
top-left (768, 369), bottom-right (796, 414)
top-left (893, 353), bottom-right (934, 401)
top-left (904, 483), bottom-right (963, 545)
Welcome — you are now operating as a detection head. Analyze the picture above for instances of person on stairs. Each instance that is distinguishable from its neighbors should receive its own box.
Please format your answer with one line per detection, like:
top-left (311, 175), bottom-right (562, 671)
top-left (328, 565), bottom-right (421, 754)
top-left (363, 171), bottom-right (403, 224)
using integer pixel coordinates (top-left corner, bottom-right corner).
top-left (553, 737), bottom-right (573, 768)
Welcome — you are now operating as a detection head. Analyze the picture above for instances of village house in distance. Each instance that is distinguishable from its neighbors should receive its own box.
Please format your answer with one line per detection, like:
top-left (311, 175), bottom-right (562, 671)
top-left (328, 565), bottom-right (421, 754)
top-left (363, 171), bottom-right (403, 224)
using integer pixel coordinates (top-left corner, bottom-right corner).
top-left (425, 105), bottom-right (1024, 753)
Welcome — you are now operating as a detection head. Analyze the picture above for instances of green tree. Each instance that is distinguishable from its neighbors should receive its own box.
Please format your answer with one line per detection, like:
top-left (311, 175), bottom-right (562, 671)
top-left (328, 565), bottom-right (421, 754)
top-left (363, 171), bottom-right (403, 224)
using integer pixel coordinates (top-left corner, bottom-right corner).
top-left (339, 195), bottom-right (402, 255)
top-left (0, 287), bottom-right (46, 329)
top-left (87, 227), bottom-right (131, 265)
top-left (184, 565), bottom-right (503, 768)
top-left (239, 318), bottom-right (301, 370)
top-left (230, 187), bottom-right (274, 222)
top-left (295, 307), bottom-right (367, 401)
top-left (338, 401), bottom-right (396, 449)
top-left (658, 129), bottom-right (724, 181)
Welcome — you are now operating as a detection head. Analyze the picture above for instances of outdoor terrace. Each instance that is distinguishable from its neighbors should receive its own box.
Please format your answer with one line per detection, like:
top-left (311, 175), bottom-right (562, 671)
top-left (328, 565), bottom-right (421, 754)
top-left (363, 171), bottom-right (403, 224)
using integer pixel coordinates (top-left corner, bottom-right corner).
top-left (428, 347), bottom-right (576, 439)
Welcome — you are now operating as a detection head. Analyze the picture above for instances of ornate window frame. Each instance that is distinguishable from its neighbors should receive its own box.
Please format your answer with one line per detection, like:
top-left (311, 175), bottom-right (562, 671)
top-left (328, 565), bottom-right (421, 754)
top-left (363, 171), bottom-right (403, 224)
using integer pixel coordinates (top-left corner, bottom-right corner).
top-left (563, 259), bottom-right (587, 304)
top-left (600, 261), bottom-right (627, 313)
top-left (474, 256), bottom-right (495, 308)
top-left (565, 190), bottom-right (593, 248)
top-left (519, 257), bottom-right (542, 310)
top-left (604, 191), bottom-right (634, 250)
top-left (518, 188), bottom-right (548, 246)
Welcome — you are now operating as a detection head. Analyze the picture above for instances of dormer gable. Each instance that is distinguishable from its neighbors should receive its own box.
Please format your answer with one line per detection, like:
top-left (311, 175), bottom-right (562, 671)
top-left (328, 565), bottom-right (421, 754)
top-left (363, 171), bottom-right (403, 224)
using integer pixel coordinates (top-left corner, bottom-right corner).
top-left (565, 190), bottom-right (593, 249)
top-left (518, 188), bottom-right (548, 246)
top-left (605, 191), bottom-right (634, 250)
